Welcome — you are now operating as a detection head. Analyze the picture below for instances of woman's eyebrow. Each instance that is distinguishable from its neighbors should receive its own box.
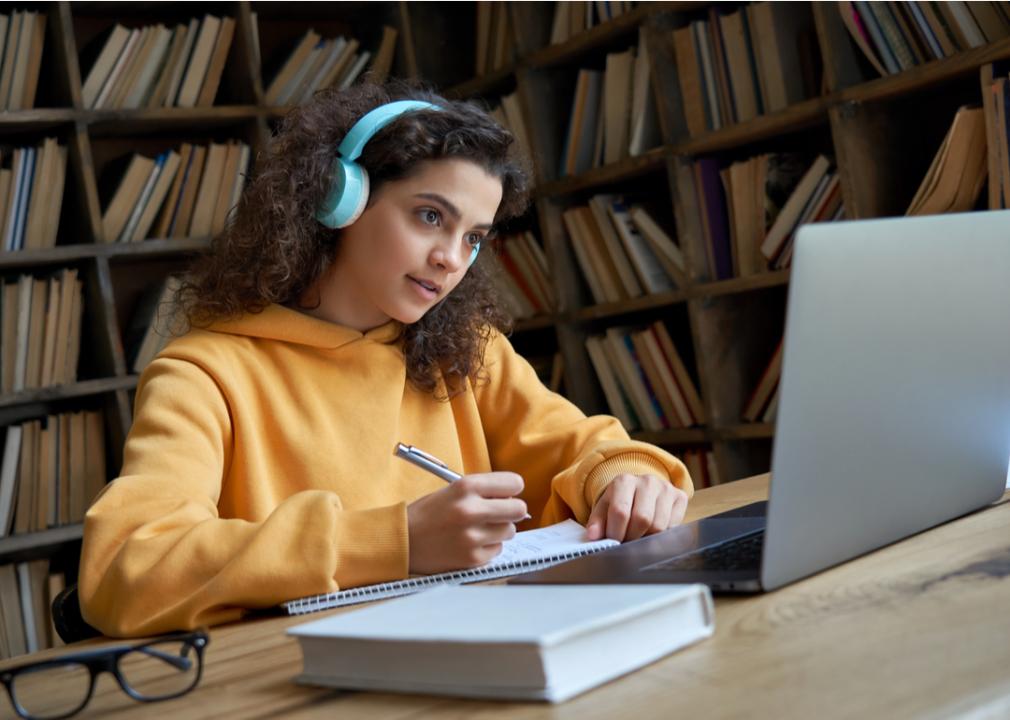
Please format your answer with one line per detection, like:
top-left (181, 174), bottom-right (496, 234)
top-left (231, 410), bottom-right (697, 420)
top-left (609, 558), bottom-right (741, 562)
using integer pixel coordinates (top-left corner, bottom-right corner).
top-left (414, 192), bottom-right (494, 230)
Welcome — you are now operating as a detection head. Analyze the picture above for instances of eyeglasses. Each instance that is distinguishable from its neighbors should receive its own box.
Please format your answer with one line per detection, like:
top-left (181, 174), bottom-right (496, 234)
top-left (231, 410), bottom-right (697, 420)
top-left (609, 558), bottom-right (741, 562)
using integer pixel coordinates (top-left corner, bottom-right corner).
top-left (0, 629), bottom-right (208, 720)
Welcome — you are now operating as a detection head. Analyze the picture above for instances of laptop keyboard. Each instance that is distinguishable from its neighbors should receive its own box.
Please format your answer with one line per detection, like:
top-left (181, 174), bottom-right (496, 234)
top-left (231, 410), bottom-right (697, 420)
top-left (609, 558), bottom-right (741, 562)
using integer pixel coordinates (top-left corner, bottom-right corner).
top-left (645, 530), bottom-right (765, 572)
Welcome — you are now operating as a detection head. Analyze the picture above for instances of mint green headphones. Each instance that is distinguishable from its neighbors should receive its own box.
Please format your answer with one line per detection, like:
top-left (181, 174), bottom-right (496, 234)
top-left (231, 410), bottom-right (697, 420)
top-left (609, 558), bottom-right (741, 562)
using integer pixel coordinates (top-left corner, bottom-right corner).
top-left (315, 100), bottom-right (481, 266)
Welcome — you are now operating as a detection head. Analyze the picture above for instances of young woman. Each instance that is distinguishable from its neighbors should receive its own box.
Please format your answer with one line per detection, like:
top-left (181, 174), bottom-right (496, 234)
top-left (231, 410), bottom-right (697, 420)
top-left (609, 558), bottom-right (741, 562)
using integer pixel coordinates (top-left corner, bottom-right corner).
top-left (79, 82), bottom-right (693, 637)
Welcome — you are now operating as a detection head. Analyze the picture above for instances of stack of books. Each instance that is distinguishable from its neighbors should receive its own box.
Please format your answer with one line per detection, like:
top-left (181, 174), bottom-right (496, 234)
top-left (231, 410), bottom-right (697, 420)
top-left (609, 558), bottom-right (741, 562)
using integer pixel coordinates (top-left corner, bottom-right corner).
top-left (559, 33), bottom-right (661, 176)
top-left (101, 140), bottom-right (251, 243)
top-left (475, 2), bottom-right (515, 76)
top-left (0, 270), bottom-right (83, 395)
top-left (81, 15), bottom-right (236, 109)
top-left (906, 106), bottom-right (987, 216)
top-left (694, 153), bottom-right (844, 280)
top-left (264, 26), bottom-right (397, 107)
top-left (672, 3), bottom-right (814, 135)
top-left (562, 198), bottom-right (687, 306)
top-left (487, 232), bottom-right (554, 320)
top-left (0, 10), bottom-right (46, 111)
top-left (549, 1), bottom-right (633, 45)
top-left (0, 559), bottom-right (64, 658)
top-left (741, 339), bottom-right (783, 424)
top-left (0, 410), bottom-right (106, 540)
top-left (0, 138), bottom-right (68, 252)
top-left (984, 61), bottom-right (1010, 209)
top-left (585, 321), bottom-right (704, 433)
top-left (839, 1), bottom-right (1010, 77)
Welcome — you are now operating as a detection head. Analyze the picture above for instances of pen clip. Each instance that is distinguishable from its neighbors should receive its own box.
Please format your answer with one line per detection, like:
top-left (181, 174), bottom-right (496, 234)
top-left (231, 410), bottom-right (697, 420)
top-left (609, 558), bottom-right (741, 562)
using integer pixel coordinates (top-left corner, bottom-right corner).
top-left (403, 445), bottom-right (450, 469)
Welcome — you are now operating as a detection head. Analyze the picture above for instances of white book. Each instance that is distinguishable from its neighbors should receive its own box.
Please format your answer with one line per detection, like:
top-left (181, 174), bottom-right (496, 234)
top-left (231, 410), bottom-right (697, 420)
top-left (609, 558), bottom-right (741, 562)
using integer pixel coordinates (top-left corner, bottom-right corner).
top-left (290, 583), bottom-right (714, 703)
top-left (0, 424), bottom-right (22, 537)
top-left (16, 561), bottom-right (38, 653)
top-left (585, 335), bottom-right (638, 430)
top-left (283, 519), bottom-right (618, 615)
top-left (606, 198), bottom-right (676, 294)
top-left (117, 155), bottom-right (163, 243)
top-left (164, 18), bottom-right (199, 107)
top-left (337, 50), bottom-right (371, 90)
top-left (121, 24), bottom-right (173, 109)
top-left (82, 24), bottom-right (131, 109)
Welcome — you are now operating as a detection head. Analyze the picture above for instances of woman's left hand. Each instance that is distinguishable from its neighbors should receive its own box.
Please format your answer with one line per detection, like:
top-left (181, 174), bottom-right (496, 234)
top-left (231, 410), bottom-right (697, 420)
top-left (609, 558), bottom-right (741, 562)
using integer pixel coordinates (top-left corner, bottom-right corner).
top-left (586, 473), bottom-right (689, 542)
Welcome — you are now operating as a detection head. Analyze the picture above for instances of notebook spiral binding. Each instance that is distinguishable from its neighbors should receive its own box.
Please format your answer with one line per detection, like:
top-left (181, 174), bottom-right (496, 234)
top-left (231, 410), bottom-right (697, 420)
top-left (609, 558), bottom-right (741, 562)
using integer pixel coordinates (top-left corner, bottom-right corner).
top-left (283, 547), bottom-right (601, 616)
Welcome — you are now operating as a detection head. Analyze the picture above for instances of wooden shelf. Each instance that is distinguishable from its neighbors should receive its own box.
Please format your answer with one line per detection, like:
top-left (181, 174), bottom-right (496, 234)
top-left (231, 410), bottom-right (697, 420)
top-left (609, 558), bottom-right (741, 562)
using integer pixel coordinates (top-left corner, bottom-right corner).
top-left (631, 427), bottom-right (710, 445)
top-left (0, 377), bottom-right (138, 410)
top-left (573, 288), bottom-right (689, 322)
top-left (0, 238), bottom-right (211, 268)
top-left (691, 270), bottom-right (791, 299)
top-left (538, 146), bottom-right (667, 197)
top-left (85, 106), bottom-right (261, 135)
top-left (0, 525), bottom-right (83, 559)
top-left (715, 424), bottom-right (776, 441)
top-left (446, 64), bottom-right (517, 99)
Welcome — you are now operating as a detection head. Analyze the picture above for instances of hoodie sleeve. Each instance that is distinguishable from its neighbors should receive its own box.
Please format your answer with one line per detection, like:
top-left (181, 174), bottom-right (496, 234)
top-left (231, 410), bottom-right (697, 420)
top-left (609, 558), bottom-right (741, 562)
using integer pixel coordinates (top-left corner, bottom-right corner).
top-left (79, 357), bottom-right (408, 638)
top-left (473, 332), bottom-right (694, 525)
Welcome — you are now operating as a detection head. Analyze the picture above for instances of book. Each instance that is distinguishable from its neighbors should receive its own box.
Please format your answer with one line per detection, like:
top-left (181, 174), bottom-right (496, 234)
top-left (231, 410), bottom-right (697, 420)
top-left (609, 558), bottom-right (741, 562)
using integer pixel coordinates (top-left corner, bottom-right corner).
top-left (283, 519), bottom-right (619, 615)
top-left (289, 583), bottom-right (714, 703)
top-left (176, 15), bottom-right (221, 108)
top-left (195, 16), bottom-right (235, 106)
top-left (0, 424), bottom-right (22, 537)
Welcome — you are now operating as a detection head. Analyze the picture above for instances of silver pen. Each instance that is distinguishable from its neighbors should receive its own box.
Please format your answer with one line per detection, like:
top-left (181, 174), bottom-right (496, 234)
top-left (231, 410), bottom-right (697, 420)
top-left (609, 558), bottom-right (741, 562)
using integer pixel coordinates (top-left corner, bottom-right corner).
top-left (394, 443), bottom-right (531, 520)
top-left (394, 443), bottom-right (462, 483)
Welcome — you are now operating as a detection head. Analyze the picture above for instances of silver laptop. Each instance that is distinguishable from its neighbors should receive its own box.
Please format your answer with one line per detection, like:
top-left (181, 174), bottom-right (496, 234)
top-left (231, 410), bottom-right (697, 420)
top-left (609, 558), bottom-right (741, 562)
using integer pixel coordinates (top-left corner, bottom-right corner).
top-left (512, 211), bottom-right (1010, 592)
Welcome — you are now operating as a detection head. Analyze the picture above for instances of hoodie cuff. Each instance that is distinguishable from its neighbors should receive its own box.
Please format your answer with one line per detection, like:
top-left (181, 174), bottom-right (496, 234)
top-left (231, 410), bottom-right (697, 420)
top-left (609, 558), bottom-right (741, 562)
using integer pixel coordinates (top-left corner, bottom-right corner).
top-left (330, 502), bottom-right (409, 589)
top-left (583, 452), bottom-right (680, 508)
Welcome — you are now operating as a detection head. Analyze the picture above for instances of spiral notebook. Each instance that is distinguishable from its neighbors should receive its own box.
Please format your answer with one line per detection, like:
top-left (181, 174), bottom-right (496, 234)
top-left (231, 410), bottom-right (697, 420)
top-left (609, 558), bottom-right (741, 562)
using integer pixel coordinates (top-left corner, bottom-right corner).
top-left (282, 519), bottom-right (619, 615)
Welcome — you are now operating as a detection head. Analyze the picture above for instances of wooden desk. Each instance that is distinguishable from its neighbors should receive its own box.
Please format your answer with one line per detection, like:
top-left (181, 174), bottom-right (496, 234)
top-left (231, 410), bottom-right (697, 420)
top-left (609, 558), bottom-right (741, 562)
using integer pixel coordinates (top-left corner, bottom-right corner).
top-left (7, 475), bottom-right (1010, 719)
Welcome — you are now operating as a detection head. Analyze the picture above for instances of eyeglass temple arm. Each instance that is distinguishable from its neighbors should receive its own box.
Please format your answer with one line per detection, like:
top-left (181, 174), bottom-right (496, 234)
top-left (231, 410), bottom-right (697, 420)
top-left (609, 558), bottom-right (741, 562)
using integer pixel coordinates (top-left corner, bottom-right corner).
top-left (137, 645), bottom-right (194, 671)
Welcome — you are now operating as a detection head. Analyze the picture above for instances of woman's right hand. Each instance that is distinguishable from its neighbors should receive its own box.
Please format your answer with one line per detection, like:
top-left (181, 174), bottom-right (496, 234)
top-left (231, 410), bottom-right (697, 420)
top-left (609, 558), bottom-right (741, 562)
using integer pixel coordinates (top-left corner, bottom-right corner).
top-left (406, 472), bottom-right (529, 575)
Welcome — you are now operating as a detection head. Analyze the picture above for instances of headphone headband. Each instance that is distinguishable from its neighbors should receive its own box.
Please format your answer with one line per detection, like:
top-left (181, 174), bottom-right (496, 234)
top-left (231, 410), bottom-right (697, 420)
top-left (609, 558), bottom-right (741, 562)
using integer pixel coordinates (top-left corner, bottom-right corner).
top-left (338, 100), bottom-right (441, 161)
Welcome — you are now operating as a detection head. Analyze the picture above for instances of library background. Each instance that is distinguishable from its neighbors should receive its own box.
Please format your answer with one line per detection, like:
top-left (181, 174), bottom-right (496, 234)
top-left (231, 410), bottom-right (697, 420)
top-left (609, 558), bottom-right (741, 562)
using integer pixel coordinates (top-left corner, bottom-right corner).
top-left (0, 0), bottom-right (1006, 658)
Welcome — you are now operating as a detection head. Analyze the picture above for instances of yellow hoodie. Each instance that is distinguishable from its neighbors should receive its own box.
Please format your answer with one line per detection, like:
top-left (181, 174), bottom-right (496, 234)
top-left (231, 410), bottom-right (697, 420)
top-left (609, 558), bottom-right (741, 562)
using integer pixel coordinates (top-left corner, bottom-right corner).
top-left (80, 304), bottom-right (692, 637)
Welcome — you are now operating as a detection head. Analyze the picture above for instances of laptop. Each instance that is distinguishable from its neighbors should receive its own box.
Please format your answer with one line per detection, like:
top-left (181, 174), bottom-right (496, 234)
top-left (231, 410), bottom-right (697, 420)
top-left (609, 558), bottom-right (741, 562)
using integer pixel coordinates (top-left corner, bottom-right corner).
top-left (513, 211), bottom-right (1010, 592)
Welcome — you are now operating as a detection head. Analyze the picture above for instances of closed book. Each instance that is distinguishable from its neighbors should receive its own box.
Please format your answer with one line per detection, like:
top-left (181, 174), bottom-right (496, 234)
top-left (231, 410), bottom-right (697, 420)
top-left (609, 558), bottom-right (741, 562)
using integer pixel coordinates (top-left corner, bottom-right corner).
top-left (0, 12), bottom-right (22, 110)
top-left (743, 339), bottom-right (784, 422)
top-left (585, 334), bottom-right (639, 430)
top-left (6, 11), bottom-right (36, 112)
top-left (266, 29), bottom-right (321, 105)
top-left (195, 16), bottom-right (235, 106)
top-left (19, 10), bottom-right (44, 110)
top-left (672, 24), bottom-right (707, 136)
top-left (93, 28), bottom-right (141, 109)
top-left (0, 425), bottom-right (22, 537)
top-left (628, 27), bottom-right (661, 156)
top-left (695, 157), bottom-right (733, 280)
top-left (164, 19), bottom-right (200, 107)
top-left (603, 47), bottom-right (634, 165)
top-left (101, 154), bottom-right (156, 243)
top-left (130, 150), bottom-right (181, 242)
top-left (175, 15), bottom-right (221, 108)
top-left (587, 195), bottom-right (643, 298)
top-left (561, 207), bottom-right (607, 304)
top-left (760, 154), bottom-right (830, 262)
top-left (121, 24), bottom-right (173, 109)
top-left (606, 198), bottom-right (677, 294)
top-left (145, 23), bottom-right (189, 108)
top-left (750, 2), bottom-right (809, 111)
top-left (188, 142), bottom-right (227, 237)
top-left (628, 206), bottom-right (688, 288)
top-left (651, 320), bottom-right (705, 424)
top-left (290, 583), bottom-right (714, 703)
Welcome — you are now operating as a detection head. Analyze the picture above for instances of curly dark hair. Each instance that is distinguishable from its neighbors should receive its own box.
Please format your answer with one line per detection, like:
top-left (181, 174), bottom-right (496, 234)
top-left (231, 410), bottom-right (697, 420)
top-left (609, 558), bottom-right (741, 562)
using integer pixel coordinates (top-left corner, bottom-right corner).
top-left (176, 80), bottom-right (531, 397)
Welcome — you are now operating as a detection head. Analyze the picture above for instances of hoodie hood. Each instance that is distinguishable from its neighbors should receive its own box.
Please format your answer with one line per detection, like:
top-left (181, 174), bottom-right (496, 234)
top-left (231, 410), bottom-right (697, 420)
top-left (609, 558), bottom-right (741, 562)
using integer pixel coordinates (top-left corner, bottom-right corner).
top-left (207, 304), bottom-right (403, 350)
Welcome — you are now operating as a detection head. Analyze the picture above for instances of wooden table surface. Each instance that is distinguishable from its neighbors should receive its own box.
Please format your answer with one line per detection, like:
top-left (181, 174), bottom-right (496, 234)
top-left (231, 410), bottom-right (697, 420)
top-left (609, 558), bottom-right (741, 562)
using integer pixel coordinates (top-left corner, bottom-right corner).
top-left (6, 474), bottom-right (1010, 719)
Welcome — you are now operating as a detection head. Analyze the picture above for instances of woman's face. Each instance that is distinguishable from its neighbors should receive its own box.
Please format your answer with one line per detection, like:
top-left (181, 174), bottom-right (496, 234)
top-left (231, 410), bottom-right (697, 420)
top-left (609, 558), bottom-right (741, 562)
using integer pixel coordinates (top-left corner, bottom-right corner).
top-left (325, 158), bottom-right (503, 330)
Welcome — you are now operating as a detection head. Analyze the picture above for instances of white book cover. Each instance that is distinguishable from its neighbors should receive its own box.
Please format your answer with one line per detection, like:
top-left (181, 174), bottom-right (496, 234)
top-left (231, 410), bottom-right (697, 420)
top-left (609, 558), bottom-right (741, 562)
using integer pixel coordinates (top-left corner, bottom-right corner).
top-left (290, 583), bottom-right (714, 703)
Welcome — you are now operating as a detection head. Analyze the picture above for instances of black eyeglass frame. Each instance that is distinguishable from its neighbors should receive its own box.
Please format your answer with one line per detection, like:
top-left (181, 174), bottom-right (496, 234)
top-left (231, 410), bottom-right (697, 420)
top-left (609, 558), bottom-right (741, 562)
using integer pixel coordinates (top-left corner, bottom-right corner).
top-left (0, 629), bottom-right (209, 720)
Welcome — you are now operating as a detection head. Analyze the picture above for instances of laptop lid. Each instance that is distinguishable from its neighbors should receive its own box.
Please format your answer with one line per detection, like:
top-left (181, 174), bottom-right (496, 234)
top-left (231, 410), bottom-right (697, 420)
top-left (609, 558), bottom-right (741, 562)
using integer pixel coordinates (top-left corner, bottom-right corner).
top-left (761, 210), bottom-right (1010, 590)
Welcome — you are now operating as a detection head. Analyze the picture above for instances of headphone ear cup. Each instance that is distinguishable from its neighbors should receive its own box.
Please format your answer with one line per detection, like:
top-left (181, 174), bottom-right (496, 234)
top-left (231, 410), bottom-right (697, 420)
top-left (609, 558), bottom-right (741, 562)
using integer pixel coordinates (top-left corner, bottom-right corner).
top-left (316, 159), bottom-right (370, 229)
top-left (468, 244), bottom-right (480, 267)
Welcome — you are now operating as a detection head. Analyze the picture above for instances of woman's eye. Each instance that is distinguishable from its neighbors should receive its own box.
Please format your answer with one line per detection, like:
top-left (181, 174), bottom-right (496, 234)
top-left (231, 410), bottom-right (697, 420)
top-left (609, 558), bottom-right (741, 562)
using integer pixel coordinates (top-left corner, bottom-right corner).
top-left (465, 232), bottom-right (483, 247)
top-left (419, 208), bottom-right (440, 225)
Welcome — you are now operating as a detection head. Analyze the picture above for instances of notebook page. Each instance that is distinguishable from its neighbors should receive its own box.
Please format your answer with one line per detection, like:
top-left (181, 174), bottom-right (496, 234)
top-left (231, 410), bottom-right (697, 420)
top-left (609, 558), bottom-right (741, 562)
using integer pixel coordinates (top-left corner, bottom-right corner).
top-left (487, 519), bottom-right (618, 568)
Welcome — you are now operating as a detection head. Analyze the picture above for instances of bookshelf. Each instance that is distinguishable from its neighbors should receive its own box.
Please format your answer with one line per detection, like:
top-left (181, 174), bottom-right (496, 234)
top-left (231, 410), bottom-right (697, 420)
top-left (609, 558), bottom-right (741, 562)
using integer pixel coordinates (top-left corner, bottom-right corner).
top-left (0, 0), bottom-right (1006, 655)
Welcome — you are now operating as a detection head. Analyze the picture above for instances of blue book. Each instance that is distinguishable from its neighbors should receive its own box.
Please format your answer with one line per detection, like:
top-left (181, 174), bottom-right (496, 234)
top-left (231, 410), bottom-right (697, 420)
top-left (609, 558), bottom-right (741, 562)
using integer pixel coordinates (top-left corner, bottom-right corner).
top-left (12, 147), bottom-right (35, 251)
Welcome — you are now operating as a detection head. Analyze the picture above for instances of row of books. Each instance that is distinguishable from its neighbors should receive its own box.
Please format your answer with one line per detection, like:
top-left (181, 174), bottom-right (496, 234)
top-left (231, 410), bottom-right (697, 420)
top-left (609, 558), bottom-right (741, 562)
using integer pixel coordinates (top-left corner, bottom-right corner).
top-left (1, 270), bottom-right (83, 396)
top-left (125, 275), bottom-right (181, 374)
top-left (742, 340), bottom-right (783, 424)
top-left (560, 35), bottom-right (661, 176)
top-left (562, 198), bottom-right (687, 306)
top-left (0, 410), bottom-right (106, 539)
top-left (984, 62), bottom-right (1010, 209)
top-left (585, 322), bottom-right (704, 433)
top-left (549, 1), bottom-right (635, 46)
top-left (0, 11), bottom-right (45, 111)
top-left (82, 15), bottom-right (235, 110)
top-left (475, 2), bottom-right (515, 77)
top-left (840, 1), bottom-right (1010, 77)
top-left (907, 106), bottom-right (986, 216)
top-left (1, 138), bottom-right (67, 252)
top-left (682, 448), bottom-right (720, 490)
top-left (672, 3), bottom-right (813, 135)
top-left (488, 233), bottom-right (554, 320)
top-left (0, 560), bottom-right (64, 659)
top-left (695, 153), bottom-right (844, 280)
top-left (265, 26), bottom-right (397, 107)
top-left (102, 140), bottom-right (251, 243)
